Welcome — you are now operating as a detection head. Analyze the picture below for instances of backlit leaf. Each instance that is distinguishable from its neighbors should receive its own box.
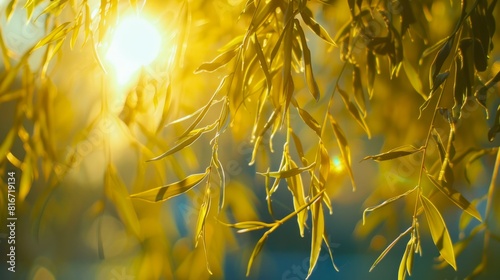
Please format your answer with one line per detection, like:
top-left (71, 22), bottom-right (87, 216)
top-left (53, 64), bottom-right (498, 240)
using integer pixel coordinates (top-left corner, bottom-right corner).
top-left (363, 145), bottom-right (421, 161)
top-left (130, 171), bottom-right (208, 202)
top-left (32, 22), bottom-right (71, 52)
top-left (427, 174), bottom-right (482, 222)
top-left (307, 195), bottom-right (324, 279)
top-left (148, 123), bottom-right (216, 162)
top-left (300, 7), bottom-right (336, 45)
top-left (246, 234), bottom-right (268, 276)
top-left (105, 164), bottom-right (141, 237)
top-left (286, 159), bottom-right (308, 237)
top-left (367, 50), bottom-right (376, 99)
top-left (352, 65), bottom-right (366, 116)
top-left (296, 22), bottom-right (320, 101)
top-left (296, 105), bottom-right (321, 136)
top-left (337, 85), bottom-right (371, 138)
top-left (329, 115), bottom-right (356, 191)
top-left (258, 162), bottom-right (315, 179)
top-left (403, 59), bottom-right (424, 99)
top-left (370, 226), bottom-right (413, 272)
top-left (194, 47), bottom-right (238, 73)
top-left (488, 105), bottom-right (500, 141)
top-left (195, 186), bottom-right (211, 247)
top-left (429, 36), bottom-right (453, 88)
top-left (420, 195), bottom-right (457, 270)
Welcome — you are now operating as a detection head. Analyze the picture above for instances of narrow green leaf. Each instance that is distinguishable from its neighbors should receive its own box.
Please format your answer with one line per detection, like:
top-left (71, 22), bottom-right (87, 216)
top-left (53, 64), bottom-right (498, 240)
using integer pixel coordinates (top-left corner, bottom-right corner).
top-left (130, 171), bottom-right (208, 202)
top-left (32, 22), bottom-right (71, 52)
top-left (398, 240), bottom-right (410, 280)
top-left (352, 65), bottom-right (366, 116)
top-left (329, 115), bottom-right (356, 191)
top-left (337, 85), bottom-right (371, 138)
top-left (319, 144), bottom-right (330, 186)
top-left (488, 105), bottom-right (500, 141)
top-left (253, 34), bottom-right (272, 94)
top-left (307, 196), bottom-right (324, 279)
top-left (194, 47), bottom-right (238, 73)
top-left (246, 234), bottom-right (268, 276)
top-left (420, 195), bottom-right (457, 270)
top-left (195, 186), bottom-right (211, 247)
top-left (258, 162), bottom-right (315, 179)
top-left (6, 0), bottom-right (18, 21)
top-left (428, 36), bottom-right (453, 86)
top-left (366, 50), bottom-right (376, 99)
top-left (370, 226), bottom-right (413, 272)
top-left (363, 187), bottom-right (416, 225)
top-left (403, 59), bottom-right (425, 99)
top-left (286, 159), bottom-right (308, 237)
top-left (148, 126), bottom-right (205, 162)
top-left (300, 8), bottom-right (336, 45)
top-left (363, 145), bottom-right (421, 162)
top-left (296, 22), bottom-right (320, 101)
top-left (296, 106), bottom-right (321, 135)
top-left (105, 164), bottom-right (141, 237)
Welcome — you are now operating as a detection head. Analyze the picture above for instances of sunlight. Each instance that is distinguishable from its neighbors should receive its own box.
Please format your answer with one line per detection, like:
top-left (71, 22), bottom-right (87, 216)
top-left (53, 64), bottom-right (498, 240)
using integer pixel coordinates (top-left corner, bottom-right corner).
top-left (331, 156), bottom-right (344, 173)
top-left (105, 15), bottom-right (162, 85)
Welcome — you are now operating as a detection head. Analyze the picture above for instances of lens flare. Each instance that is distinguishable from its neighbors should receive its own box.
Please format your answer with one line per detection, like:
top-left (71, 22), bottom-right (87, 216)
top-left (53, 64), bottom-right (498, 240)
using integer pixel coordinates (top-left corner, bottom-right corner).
top-left (106, 15), bottom-right (162, 85)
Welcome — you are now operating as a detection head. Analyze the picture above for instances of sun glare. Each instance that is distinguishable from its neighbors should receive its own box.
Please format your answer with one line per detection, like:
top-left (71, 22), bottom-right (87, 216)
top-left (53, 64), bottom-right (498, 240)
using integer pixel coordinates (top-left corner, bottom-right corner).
top-left (106, 15), bottom-right (162, 85)
top-left (331, 156), bottom-right (344, 173)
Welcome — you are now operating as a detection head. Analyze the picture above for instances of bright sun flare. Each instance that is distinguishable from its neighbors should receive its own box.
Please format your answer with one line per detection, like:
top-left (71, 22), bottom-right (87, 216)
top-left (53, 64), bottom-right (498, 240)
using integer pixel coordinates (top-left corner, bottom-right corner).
top-left (106, 15), bottom-right (162, 85)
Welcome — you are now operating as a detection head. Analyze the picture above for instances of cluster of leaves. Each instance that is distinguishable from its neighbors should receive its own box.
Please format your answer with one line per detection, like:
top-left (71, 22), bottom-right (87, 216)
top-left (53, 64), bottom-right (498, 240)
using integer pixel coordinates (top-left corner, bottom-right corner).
top-left (1, 0), bottom-right (500, 279)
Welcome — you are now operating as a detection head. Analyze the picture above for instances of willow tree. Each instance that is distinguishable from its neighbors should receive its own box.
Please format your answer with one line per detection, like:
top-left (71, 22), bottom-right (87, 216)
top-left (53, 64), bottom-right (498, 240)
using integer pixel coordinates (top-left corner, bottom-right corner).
top-left (0, 0), bottom-right (499, 279)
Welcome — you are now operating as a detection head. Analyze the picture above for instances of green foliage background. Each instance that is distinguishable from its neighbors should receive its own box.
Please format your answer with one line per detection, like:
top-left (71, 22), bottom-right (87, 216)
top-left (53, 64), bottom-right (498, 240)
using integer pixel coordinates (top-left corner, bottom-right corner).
top-left (1, 0), bottom-right (500, 279)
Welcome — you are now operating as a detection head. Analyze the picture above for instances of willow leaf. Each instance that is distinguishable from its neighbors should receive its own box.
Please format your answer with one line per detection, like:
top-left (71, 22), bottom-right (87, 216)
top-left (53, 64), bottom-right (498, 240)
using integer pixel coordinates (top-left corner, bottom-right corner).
top-left (370, 226), bottom-right (413, 272)
top-left (352, 65), bottom-right (366, 116)
top-left (195, 187), bottom-right (211, 247)
top-left (403, 59), bottom-right (425, 99)
top-left (300, 8), bottom-right (336, 45)
top-left (131, 171), bottom-right (208, 202)
top-left (296, 22), bottom-right (320, 101)
top-left (32, 22), bottom-right (71, 52)
top-left (194, 47), bottom-right (238, 73)
top-left (148, 128), bottom-right (203, 161)
top-left (296, 106), bottom-right (321, 135)
top-left (420, 195), bottom-right (457, 270)
top-left (253, 34), bottom-right (272, 94)
top-left (307, 196), bottom-right (324, 279)
top-left (363, 145), bottom-right (421, 162)
top-left (329, 115), bottom-right (356, 191)
top-left (427, 174), bottom-right (481, 221)
top-left (337, 85), bottom-right (371, 138)
top-left (246, 234), bottom-right (268, 276)
top-left (363, 187), bottom-right (416, 225)
top-left (286, 160), bottom-right (308, 237)
top-left (488, 105), bottom-right (500, 141)
top-left (258, 162), bottom-right (315, 179)
top-left (105, 164), bottom-right (141, 237)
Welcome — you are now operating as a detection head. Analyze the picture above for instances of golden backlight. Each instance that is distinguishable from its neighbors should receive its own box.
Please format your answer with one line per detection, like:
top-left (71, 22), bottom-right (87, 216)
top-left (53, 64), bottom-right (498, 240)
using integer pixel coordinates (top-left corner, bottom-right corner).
top-left (106, 15), bottom-right (162, 85)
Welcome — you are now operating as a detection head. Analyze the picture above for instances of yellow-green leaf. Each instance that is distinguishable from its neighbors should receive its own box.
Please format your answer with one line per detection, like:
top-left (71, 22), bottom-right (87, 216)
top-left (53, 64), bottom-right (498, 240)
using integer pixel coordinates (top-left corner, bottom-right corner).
top-left (195, 186), bottom-right (211, 247)
top-left (329, 115), bottom-right (356, 190)
top-left (403, 59), bottom-right (425, 99)
top-left (105, 164), bottom-right (141, 237)
top-left (420, 195), bottom-right (457, 270)
top-left (296, 105), bottom-right (321, 135)
top-left (337, 85), bottom-right (371, 138)
top-left (370, 227), bottom-right (413, 272)
top-left (352, 65), bottom-right (366, 116)
top-left (296, 21), bottom-right (320, 101)
top-left (246, 234), bottom-right (268, 276)
top-left (131, 171), bottom-right (208, 202)
top-left (363, 145), bottom-right (421, 162)
top-left (258, 162), bottom-right (315, 179)
top-left (300, 8), bottom-right (336, 46)
top-left (32, 22), bottom-right (71, 52)
top-left (307, 196), bottom-right (324, 279)
top-left (194, 47), bottom-right (238, 73)
top-left (285, 159), bottom-right (308, 237)
top-left (426, 174), bottom-right (482, 222)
